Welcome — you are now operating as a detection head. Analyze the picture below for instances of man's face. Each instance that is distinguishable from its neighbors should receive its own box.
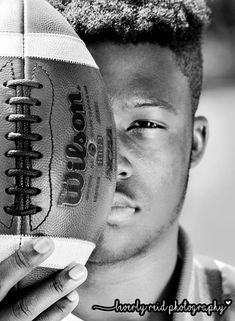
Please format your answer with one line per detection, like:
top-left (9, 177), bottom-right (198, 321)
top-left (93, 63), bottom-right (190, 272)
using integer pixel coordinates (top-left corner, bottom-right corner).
top-left (87, 42), bottom-right (196, 265)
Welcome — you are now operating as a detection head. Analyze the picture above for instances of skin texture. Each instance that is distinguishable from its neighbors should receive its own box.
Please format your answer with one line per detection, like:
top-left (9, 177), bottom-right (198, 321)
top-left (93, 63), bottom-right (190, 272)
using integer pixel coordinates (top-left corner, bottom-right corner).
top-left (87, 42), bottom-right (207, 265)
top-left (0, 237), bottom-right (88, 320)
top-left (73, 42), bottom-right (208, 321)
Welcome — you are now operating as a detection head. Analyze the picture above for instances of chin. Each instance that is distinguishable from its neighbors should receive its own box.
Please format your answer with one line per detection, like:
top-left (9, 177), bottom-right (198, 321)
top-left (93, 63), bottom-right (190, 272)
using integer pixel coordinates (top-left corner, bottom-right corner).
top-left (87, 222), bottom-right (168, 266)
top-left (87, 227), bottom-right (135, 265)
top-left (88, 243), bottom-right (146, 266)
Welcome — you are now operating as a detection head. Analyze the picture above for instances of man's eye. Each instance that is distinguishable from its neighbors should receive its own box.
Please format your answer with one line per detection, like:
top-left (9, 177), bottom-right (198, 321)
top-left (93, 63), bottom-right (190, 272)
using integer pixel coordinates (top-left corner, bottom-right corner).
top-left (128, 120), bottom-right (166, 131)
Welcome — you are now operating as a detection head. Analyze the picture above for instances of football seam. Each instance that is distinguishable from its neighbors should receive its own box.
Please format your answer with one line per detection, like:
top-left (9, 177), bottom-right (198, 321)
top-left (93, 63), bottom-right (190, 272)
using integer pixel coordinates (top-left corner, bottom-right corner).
top-left (0, 60), bottom-right (12, 73)
top-left (30, 63), bottom-right (54, 232)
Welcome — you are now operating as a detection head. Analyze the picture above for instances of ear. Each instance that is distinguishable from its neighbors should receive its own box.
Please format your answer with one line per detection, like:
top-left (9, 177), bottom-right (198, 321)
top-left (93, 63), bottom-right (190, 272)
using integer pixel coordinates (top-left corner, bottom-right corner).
top-left (190, 116), bottom-right (209, 168)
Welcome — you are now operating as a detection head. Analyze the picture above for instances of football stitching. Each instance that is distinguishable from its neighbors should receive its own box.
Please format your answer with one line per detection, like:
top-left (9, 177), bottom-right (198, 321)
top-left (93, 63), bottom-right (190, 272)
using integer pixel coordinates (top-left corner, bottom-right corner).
top-left (30, 63), bottom-right (54, 231)
top-left (4, 79), bottom-right (43, 221)
top-left (10, 61), bottom-right (16, 80)
top-left (0, 60), bottom-right (12, 73)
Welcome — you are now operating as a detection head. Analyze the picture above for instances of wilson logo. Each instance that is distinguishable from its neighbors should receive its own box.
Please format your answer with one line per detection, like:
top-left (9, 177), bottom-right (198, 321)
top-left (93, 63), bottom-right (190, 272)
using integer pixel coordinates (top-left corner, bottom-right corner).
top-left (58, 86), bottom-right (87, 206)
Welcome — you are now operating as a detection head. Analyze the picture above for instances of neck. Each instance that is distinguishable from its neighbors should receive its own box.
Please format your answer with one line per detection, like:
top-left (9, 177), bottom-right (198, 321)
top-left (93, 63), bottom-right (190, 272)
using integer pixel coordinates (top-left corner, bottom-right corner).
top-left (74, 224), bottom-right (179, 321)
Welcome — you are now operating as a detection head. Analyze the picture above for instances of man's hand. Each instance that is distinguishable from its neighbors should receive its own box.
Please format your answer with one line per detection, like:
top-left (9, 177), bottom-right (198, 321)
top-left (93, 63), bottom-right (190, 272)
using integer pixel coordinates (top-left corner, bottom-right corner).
top-left (0, 237), bottom-right (87, 320)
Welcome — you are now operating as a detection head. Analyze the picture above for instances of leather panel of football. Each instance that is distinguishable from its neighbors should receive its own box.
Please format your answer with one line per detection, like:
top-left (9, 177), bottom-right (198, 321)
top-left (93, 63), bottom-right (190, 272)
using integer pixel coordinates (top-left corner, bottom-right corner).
top-left (25, 0), bottom-right (77, 37)
top-left (0, 0), bottom-right (23, 33)
top-left (24, 58), bottom-right (116, 242)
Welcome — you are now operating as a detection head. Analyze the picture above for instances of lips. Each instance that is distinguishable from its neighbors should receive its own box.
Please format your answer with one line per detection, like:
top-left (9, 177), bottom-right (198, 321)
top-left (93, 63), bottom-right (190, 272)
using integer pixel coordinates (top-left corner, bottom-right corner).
top-left (107, 192), bottom-right (138, 226)
top-left (112, 192), bottom-right (137, 209)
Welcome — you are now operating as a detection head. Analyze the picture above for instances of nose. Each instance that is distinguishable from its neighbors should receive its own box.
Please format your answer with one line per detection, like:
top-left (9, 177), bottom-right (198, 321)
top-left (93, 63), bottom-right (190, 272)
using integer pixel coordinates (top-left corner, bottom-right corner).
top-left (117, 138), bottom-right (133, 180)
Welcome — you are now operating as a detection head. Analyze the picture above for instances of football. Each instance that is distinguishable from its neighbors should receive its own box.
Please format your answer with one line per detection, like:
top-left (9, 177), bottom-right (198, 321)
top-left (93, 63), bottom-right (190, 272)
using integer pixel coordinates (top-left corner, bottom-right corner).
top-left (0, 0), bottom-right (116, 286)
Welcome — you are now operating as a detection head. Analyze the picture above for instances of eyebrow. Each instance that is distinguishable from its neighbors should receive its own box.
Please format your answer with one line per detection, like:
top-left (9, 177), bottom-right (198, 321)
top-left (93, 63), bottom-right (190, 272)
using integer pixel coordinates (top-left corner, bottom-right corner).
top-left (134, 100), bottom-right (177, 115)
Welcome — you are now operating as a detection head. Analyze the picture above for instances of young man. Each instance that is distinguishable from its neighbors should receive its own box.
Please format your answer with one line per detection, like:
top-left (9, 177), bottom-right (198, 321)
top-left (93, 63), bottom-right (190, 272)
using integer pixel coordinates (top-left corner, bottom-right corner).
top-left (0, 1), bottom-right (234, 320)
top-left (61, 1), bottom-right (235, 320)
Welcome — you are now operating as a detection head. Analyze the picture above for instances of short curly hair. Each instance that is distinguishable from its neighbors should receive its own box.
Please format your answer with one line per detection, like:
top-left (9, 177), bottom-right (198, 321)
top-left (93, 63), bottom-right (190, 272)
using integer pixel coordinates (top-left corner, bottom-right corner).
top-left (49, 0), bottom-right (210, 112)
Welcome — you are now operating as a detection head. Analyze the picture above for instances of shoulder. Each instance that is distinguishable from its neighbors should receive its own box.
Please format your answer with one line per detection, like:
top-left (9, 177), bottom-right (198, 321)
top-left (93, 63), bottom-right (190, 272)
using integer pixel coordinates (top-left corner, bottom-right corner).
top-left (194, 256), bottom-right (235, 319)
top-left (194, 256), bottom-right (235, 295)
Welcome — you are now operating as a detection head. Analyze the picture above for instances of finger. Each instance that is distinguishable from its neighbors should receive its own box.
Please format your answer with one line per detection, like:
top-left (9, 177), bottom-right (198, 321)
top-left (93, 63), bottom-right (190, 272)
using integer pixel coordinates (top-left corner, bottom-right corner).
top-left (34, 290), bottom-right (79, 321)
top-left (0, 263), bottom-right (87, 321)
top-left (0, 238), bottom-right (54, 301)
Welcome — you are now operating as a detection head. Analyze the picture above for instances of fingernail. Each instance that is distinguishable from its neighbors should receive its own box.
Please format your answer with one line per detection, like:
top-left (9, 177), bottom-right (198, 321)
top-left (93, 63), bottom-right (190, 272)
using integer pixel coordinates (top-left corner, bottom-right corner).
top-left (33, 238), bottom-right (53, 254)
top-left (68, 264), bottom-right (85, 280)
top-left (67, 290), bottom-right (79, 302)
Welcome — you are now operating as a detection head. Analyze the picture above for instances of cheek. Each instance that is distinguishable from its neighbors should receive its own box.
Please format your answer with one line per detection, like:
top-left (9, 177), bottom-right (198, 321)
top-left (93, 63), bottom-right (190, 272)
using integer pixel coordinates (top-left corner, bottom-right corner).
top-left (167, 132), bottom-right (192, 183)
top-left (133, 129), bottom-right (192, 196)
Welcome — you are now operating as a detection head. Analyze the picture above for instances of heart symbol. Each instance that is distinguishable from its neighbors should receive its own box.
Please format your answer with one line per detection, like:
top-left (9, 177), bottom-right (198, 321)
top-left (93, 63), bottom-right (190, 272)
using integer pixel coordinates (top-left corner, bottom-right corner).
top-left (225, 300), bottom-right (232, 306)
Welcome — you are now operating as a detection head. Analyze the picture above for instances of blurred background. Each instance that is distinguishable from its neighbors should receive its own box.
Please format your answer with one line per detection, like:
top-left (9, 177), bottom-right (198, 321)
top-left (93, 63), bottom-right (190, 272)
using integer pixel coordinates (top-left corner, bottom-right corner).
top-left (181, 0), bottom-right (235, 265)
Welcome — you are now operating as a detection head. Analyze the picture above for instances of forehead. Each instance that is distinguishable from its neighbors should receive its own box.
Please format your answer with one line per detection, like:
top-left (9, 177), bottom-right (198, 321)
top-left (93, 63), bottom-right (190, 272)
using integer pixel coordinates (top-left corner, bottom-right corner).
top-left (88, 42), bottom-right (191, 113)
